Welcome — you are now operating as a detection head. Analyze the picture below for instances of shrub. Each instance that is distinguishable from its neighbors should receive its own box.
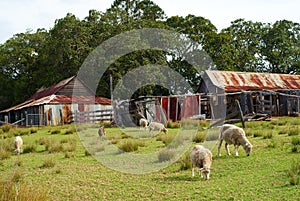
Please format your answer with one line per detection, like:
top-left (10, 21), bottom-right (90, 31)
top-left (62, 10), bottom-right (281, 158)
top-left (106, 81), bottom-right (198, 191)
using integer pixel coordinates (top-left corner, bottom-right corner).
top-left (193, 132), bottom-right (206, 143)
top-left (1, 124), bottom-right (11, 133)
top-left (288, 160), bottom-right (300, 185)
top-left (0, 139), bottom-right (13, 159)
top-left (19, 129), bottom-right (30, 136)
top-left (14, 158), bottom-right (23, 167)
top-left (158, 148), bottom-right (176, 162)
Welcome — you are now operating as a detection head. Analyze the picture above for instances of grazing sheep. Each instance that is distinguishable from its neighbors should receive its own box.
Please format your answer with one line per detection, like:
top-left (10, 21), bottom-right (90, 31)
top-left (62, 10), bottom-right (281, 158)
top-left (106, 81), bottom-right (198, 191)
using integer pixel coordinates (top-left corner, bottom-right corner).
top-left (98, 126), bottom-right (106, 137)
top-left (139, 118), bottom-right (148, 130)
top-left (14, 136), bottom-right (23, 154)
top-left (218, 124), bottom-right (252, 157)
top-left (190, 145), bottom-right (212, 180)
top-left (148, 122), bottom-right (168, 134)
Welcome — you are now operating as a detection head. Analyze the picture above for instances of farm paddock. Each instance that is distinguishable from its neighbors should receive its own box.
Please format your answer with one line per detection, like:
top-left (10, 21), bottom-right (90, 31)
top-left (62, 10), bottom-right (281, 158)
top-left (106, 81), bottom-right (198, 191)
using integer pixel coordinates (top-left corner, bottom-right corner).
top-left (0, 117), bottom-right (299, 200)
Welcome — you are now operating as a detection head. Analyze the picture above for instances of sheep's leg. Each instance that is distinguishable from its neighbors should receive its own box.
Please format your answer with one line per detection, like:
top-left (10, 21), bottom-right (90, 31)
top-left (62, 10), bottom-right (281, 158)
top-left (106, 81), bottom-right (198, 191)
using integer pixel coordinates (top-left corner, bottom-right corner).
top-left (199, 169), bottom-right (203, 178)
top-left (234, 145), bottom-right (239, 156)
top-left (191, 165), bottom-right (195, 177)
top-left (218, 139), bottom-right (223, 156)
top-left (225, 143), bottom-right (231, 155)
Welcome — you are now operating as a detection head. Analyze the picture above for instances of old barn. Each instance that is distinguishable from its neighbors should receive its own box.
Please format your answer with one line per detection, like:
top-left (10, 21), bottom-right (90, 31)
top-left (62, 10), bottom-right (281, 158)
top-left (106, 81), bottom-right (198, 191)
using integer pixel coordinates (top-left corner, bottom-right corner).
top-left (0, 76), bottom-right (112, 126)
top-left (198, 70), bottom-right (300, 119)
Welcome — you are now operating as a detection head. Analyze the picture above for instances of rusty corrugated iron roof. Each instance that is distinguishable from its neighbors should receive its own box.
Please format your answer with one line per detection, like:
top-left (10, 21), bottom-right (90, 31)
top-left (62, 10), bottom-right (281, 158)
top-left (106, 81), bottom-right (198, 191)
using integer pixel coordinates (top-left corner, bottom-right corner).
top-left (28, 76), bottom-right (76, 101)
top-left (205, 70), bottom-right (300, 92)
top-left (0, 95), bottom-right (112, 113)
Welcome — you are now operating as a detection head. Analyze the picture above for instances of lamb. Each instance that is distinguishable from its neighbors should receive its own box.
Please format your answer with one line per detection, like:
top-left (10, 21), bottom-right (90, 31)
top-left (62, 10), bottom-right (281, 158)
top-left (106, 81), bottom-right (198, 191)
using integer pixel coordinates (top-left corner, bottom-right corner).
top-left (148, 122), bottom-right (168, 134)
top-left (139, 118), bottom-right (148, 130)
top-left (98, 126), bottom-right (106, 137)
top-left (14, 136), bottom-right (23, 154)
top-left (218, 124), bottom-right (252, 157)
top-left (190, 145), bottom-right (212, 180)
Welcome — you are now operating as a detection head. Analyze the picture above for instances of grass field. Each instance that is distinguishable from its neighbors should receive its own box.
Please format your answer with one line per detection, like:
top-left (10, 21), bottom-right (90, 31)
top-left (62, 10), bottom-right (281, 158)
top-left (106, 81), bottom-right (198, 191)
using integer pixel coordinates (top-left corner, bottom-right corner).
top-left (0, 117), bottom-right (299, 200)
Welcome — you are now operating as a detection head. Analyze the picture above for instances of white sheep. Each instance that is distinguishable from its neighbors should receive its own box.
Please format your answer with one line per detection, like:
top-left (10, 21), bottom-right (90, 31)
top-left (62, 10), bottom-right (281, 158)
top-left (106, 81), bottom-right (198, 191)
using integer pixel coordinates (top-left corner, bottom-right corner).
top-left (139, 118), bottom-right (148, 130)
top-left (218, 124), bottom-right (252, 157)
top-left (190, 145), bottom-right (212, 180)
top-left (14, 136), bottom-right (23, 154)
top-left (148, 122), bottom-right (168, 134)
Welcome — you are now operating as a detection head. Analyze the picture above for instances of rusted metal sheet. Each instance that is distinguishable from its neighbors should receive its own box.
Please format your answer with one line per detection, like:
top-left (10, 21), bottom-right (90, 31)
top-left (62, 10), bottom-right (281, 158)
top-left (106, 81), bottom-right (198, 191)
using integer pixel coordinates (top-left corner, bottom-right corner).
top-left (206, 70), bottom-right (300, 92)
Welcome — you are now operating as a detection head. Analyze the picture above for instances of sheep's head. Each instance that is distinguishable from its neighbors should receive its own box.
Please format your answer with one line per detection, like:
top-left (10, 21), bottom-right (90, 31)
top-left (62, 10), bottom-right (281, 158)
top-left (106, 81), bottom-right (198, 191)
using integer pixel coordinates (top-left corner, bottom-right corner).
top-left (199, 167), bottom-right (211, 180)
top-left (162, 128), bottom-right (168, 134)
top-left (244, 142), bottom-right (253, 156)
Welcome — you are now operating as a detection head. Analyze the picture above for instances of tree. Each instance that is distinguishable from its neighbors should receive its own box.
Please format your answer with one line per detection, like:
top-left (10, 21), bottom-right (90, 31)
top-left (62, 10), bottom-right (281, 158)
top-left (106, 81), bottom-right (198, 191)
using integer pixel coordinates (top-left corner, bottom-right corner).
top-left (221, 19), bottom-right (268, 72)
top-left (261, 20), bottom-right (300, 74)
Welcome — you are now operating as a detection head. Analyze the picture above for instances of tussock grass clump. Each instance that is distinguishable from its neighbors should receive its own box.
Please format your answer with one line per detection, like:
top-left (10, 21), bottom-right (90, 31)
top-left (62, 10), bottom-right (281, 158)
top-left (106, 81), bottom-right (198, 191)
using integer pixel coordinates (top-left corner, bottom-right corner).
top-left (253, 131), bottom-right (263, 138)
top-left (23, 143), bottom-right (37, 153)
top-left (263, 131), bottom-right (274, 139)
top-left (288, 127), bottom-right (300, 136)
top-left (158, 148), bottom-right (176, 162)
top-left (193, 132), bottom-right (206, 143)
top-left (166, 120), bottom-right (180, 129)
top-left (178, 151), bottom-right (192, 170)
top-left (0, 182), bottom-right (48, 201)
top-left (288, 160), bottom-right (300, 185)
top-left (50, 128), bottom-right (61, 135)
top-left (1, 124), bottom-right (12, 133)
top-left (30, 127), bottom-right (38, 134)
top-left (291, 137), bottom-right (300, 152)
top-left (64, 127), bottom-right (76, 135)
top-left (156, 133), bottom-right (175, 146)
top-left (118, 140), bottom-right (143, 152)
top-left (0, 139), bottom-right (13, 159)
top-left (41, 157), bottom-right (55, 168)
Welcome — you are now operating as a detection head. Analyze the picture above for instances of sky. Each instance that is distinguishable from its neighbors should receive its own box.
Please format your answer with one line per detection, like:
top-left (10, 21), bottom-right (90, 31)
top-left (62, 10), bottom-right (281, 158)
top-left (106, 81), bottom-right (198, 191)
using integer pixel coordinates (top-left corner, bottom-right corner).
top-left (0, 0), bottom-right (299, 43)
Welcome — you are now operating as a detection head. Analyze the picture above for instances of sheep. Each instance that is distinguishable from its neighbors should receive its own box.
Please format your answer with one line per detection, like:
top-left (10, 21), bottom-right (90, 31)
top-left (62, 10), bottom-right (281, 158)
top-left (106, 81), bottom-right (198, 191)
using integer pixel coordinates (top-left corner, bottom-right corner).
top-left (14, 136), bottom-right (23, 154)
top-left (139, 118), bottom-right (148, 130)
top-left (98, 126), bottom-right (106, 137)
top-left (148, 122), bottom-right (168, 134)
top-left (190, 145), bottom-right (212, 180)
top-left (218, 124), bottom-right (252, 157)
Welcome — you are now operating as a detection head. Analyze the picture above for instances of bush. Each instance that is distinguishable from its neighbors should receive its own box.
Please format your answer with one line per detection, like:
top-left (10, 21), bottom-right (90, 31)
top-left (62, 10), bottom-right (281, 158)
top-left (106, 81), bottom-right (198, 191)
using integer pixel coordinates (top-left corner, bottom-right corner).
top-left (288, 160), bottom-right (300, 185)
top-left (158, 148), bottom-right (176, 162)
top-left (64, 127), bottom-right (76, 135)
top-left (166, 120), bottom-right (180, 129)
top-left (253, 131), bottom-right (263, 138)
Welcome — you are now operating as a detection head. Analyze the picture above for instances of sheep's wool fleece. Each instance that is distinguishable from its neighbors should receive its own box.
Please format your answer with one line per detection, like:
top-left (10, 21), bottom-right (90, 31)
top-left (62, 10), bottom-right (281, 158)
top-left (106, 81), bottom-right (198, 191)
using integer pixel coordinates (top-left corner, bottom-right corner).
top-left (220, 124), bottom-right (248, 145)
top-left (190, 145), bottom-right (212, 167)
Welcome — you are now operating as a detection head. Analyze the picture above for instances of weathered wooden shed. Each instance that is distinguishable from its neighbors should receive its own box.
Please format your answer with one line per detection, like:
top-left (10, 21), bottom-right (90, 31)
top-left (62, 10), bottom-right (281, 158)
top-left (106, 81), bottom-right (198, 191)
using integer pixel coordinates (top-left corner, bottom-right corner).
top-left (198, 70), bottom-right (300, 119)
top-left (0, 76), bottom-right (112, 126)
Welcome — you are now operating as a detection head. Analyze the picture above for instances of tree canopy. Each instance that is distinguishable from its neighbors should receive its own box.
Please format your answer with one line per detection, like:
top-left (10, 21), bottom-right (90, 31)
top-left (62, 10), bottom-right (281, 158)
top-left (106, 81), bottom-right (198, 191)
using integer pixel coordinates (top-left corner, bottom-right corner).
top-left (0, 0), bottom-right (299, 110)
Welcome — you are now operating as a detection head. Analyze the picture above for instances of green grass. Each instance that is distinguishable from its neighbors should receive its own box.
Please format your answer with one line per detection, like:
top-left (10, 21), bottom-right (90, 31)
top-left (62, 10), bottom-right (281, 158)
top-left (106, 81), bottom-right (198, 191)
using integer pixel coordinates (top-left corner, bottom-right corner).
top-left (0, 118), bottom-right (299, 200)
